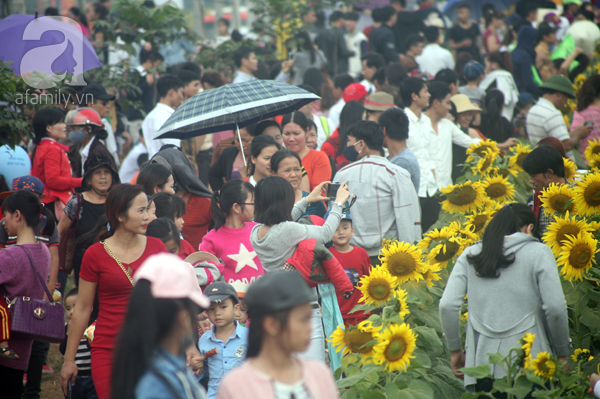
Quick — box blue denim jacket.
[135,348,206,399]
[198,322,248,399]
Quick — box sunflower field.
[329,138,600,399]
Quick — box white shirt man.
[142,103,180,158]
[416,42,455,77]
[328,98,345,129]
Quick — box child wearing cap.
[199,282,248,399]
[458,61,486,109]
[330,211,371,327]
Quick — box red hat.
[343,83,368,103]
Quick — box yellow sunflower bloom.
[379,241,426,284]
[589,153,600,170]
[489,167,519,180]
[421,265,442,287]
[540,183,576,216]
[530,352,557,379]
[328,321,378,361]
[419,225,465,268]
[471,149,496,175]
[466,139,501,161]
[397,288,410,320]
[556,232,599,281]
[572,348,593,362]
[455,223,479,246]
[543,212,595,257]
[574,172,600,216]
[372,323,417,373]
[521,333,535,369]
[584,139,600,165]
[460,311,468,323]
[508,143,532,171]
[358,267,397,306]
[427,240,464,269]
[563,157,580,183]
[480,175,516,203]
[464,207,494,237]
[440,180,487,214]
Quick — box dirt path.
[40,343,64,399]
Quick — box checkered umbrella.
[156,80,320,140]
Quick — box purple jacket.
[0,244,51,370]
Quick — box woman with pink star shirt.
[200,180,265,285]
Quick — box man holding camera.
[334,121,421,264]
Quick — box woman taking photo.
[0,192,53,399]
[572,75,600,162]
[271,149,327,218]
[31,107,82,220]
[209,124,259,190]
[137,163,175,196]
[439,203,569,395]
[281,112,331,191]
[246,135,281,186]
[111,254,209,399]
[58,154,120,286]
[479,51,519,120]
[60,184,167,399]
[218,271,339,399]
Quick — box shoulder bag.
[3,246,65,343]
[59,193,83,274]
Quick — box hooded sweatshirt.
[511,26,542,97]
[439,232,570,388]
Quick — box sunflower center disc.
[569,244,592,269]
[549,194,573,212]
[584,183,600,207]
[475,147,491,157]
[448,186,477,206]
[370,282,390,300]
[345,330,373,354]
[384,338,406,362]
[389,253,416,276]
[485,183,506,199]
[556,225,580,244]
[436,242,460,262]
[472,215,488,233]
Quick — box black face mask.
[343,141,361,162]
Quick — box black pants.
[0,364,25,399]
[419,196,441,233]
[196,148,213,188]
[23,340,50,399]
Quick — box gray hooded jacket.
[439,232,570,387]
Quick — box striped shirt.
[74,337,92,376]
[526,97,574,159]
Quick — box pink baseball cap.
[134,253,210,308]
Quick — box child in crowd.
[200,180,264,285]
[231,281,250,327]
[152,192,196,257]
[330,210,371,326]
[59,289,97,399]
[458,61,486,107]
[199,282,248,399]
[146,218,181,256]
[513,92,535,139]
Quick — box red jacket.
[31,139,82,204]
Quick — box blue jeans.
[72,375,98,399]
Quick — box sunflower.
[590,153,600,170]
[440,181,487,214]
[530,352,557,379]
[521,333,535,369]
[464,205,497,238]
[372,323,417,373]
[543,212,595,257]
[480,175,516,203]
[460,311,468,323]
[508,143,532,171]
[328,320,378,360]
[557,232,599,281]
[571,348,593,362]
[540,183,576,216]
[421,265,442,287]
[574,172,600,216]
[489,167,519,180]
[397,288,410,320]
[466,139,501,161]
[585,139,600,166]
[455,223,479,247]
[418,224,459,251]
[379,241,426,284]
[563,157,580,183]
[358,267,397,306]
[471,149,496,175]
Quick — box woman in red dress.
[60,184,166,399]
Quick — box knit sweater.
[200,222,265,285]
[250,198,342,272]
[182,195,212,250]
[439,233,570,387]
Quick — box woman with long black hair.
[110,253,209,399]
[477,89,518,154]
[439,203,570,396]
[292,31,327,86]
[321,100,365,167]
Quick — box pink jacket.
[217,358,340,399]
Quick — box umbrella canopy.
[156,80,320,140]
[0,14,101,88]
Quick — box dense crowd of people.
[1,0,600,398]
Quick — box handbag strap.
[101,241,134,286]
[19,246,54,304]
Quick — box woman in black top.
[57,154,120,285]
[477,89,518,154]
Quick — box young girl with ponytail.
[0,191,53,398]
[60,184,166,399]
[200,180,265,285]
